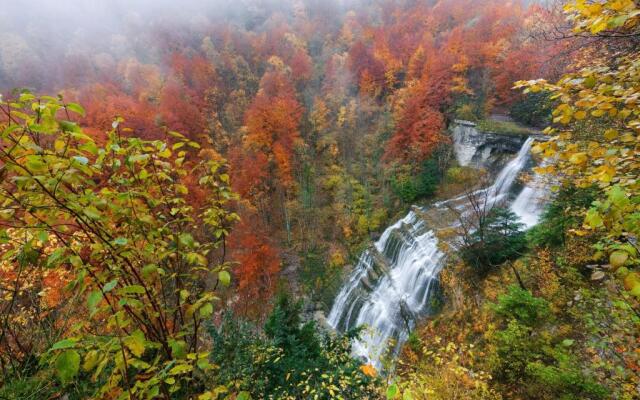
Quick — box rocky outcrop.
[451,119,529,171]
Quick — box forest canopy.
[1,0,638,399]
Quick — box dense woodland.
[0,0,638,399]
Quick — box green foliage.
[298,246,345,309]
[445,166,477,184]
[208,293,381,399]
[476,119,532,136]
[584,185,640,295]
[490,319,538,383]
[491,285,550,327]
[490,320,607,400]
[509,92,553,127]
[0,94,238,398]
[489,290,607,400]
[460,207,526,276]
[450,94,485,122]
[392,159,442,203]
[526,358,609,400]
[264,293,322,365]
[527,185,599,248]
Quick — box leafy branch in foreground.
[0,93,238,398]
[514,0,640,296]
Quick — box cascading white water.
[510,163,550,228]
[328,136,547,370]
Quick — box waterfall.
[328,136,546,370]
[510,161,550,228]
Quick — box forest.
[0,0,638,398]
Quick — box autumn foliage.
[0,0,560,371]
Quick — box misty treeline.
[3,0,632,398]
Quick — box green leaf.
[59,120,81,133]
[47,248,66,267]
[83,350,99,371]
[196,358,213,371]
[218,270,231,287]
[178,233,195,248]
[87,291,102,314]
[103,279,118,293]
[199,303,214,318]
[585,209,603,228]
[84,206,101,220]
[128,154,150,164]
[583,76,596,89]
[55,350,80,383]
[387,383,399,399]
[37,231,49,243]
[118,285,146,295]
[25,156,46,172]
[237,392,251,400]
[142,264,158,279]
[610,251,629,268]
[169,363,193,375]
[113,237,128,246]
[403,390,414,400]
[1,124,21,138]
[609,186,630,208]
[50,339,77,351]
[169,339,187,359]
[66,103,86,117]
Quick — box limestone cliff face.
[451,120,528,171]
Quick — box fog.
[0,0,546,91]
[0,0,356,90]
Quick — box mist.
[0,0,355,91]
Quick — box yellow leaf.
[123,330,146,357]
[623,271,639,290]
[620,133,635,142]
[604,129,618,140]
[574,110,587,120]
[570,152,588,165]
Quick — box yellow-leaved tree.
[515,0,639,293]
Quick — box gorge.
[328,122,550,369]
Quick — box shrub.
[489,288,607,400]
[208,293,381,399]
[460,207,527,276]
[527,185,599,248]
[445,166,477,184]
[491,319,539,383]
[526,359,608,400]
[392,158,442,203]
[455,103,481,122]
[509,91,553,128]
[491,285,550,327]
[0,94,238,398]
